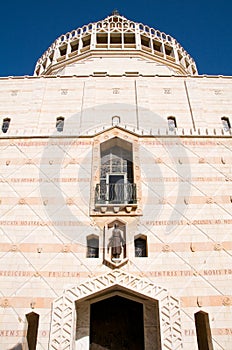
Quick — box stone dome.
[34,12,197,77]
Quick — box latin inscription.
[1,329,232,337]
[144,219,232,226]
[0,220,86,226]
[0,141,92,147]
[141,140,225,146]
[0,177,90,183]
[0,219,231,227]
[0,269,231,278]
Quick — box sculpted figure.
[108,224,125,259]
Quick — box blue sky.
[1,0,231,76]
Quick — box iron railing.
[95,183,137,205]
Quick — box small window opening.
[178,51,183,63]
[192,66,197,75]
[71,40,79,52]
[167,116,177,131]
[153,40,162,52]
[124,34,135,44]
[97,34,108,44]
[87,236,99,258]
[26,312,39,350]
[82,35,91,47]
[185,58,190,68]
[35,68,40,76]
[221,116,231,131]
[49,52,54,63]
[42,60,47,70]
[134,236,147,257]
[56,117,64,132]
[141,35,150,48]
[164,45,173,57]
[2,118,10,133]
[59,45,67,56]
[194,311,213,350]
[110,34,122,44]
[112,116,120,125]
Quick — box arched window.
[194,311,213,350]
[112,116,120,126]
[87,235,99,258]
[134,235,147,257]
[26,312,39,350]
[2,118,11,133]
[167,116,177,131]
[56,117,64,132]
[221,116,231,131]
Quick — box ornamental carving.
[49,269,183,350]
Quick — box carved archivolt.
[49,269,183,350]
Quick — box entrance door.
[90,296,144,350]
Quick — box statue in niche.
[107,223,125,259]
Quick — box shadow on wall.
[9,344,23,350]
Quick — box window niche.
[153,40,163,55]
[91,131,142,216]
[71,40,79,53]
[110,34,122,44]
[97,34,108,45]
[95,137,137,213]
[59,45,67,57]
[221,116,231,131]
[86,235,99,258]
[56,116,65,132]
[167,116,177,131]
[26,312,39,350]
[141,35,150,49]
[103,219,128,268]
[194,311,214,350]
[2,118,11,133]
[112,116,120,126]
[124,33,135,47]
[165,45,173,56]
[134,235,148,257]
[82,35,91,48]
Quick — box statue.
[108,224,125,259]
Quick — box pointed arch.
[49,269,182,350]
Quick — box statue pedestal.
[103,257,129,269]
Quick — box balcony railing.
[95,183,137,205]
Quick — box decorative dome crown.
[34,13,197,76]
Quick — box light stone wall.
[0,74,232,349]
[0,75,232,137]
[0,133,231,349]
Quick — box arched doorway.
[49,270,183,350]
[90,295,144,350]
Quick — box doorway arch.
[49,269,183,350]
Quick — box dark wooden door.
[90,296,144,350]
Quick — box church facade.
[0,12,232,350]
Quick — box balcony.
[95,183,137,214]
